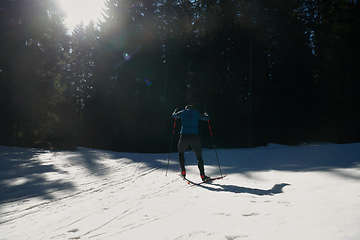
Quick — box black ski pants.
[177,134,205,176]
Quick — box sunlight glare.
[59,0,106,33]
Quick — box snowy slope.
[1,143,360,240]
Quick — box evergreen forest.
[1,0,359,152]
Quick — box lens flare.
[145,79,152,86]
[123,53,131,61]
[114,45,142,70]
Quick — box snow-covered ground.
[1,143,360,240]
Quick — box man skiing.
[172,105,211,181]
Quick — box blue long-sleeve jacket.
[172,108,210,135]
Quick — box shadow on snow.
[201,143,360,176]
[198,182,291,196]
[1,142,359,203]
[0,146,75,204]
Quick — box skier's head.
[185,105,193,110]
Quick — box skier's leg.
[178,135,190,174]
[197,157,205,176]
[178,152,185,173]
[190,135,205,176]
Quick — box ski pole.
[208,120,223,177]
[165,118,177,176]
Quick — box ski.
[178,173,194,185]
[199,175,227,184]
[179,173,227,186]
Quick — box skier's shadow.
[198,182,290,196]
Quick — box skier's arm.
[199,111,210,121]
[172,108,182,118]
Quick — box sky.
[58,0,106,34]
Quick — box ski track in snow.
[0,143,360,239]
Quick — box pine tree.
[0,0,69,145]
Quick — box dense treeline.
[0,0,359,152]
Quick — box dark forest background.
[1,0,359,152]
